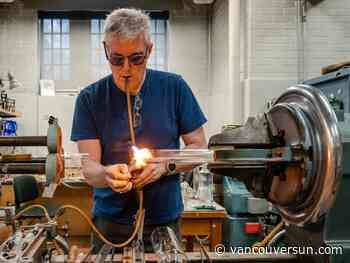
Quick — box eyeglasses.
[103,42,149,67]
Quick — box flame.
[132,146,153,169]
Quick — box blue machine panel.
[222,216,260,248]
[223,176,268,215]
[304,68,350,121]
[223,177,252,215]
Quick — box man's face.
[104,33,152,95]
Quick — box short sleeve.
[70,91,99,141]
[177,77,207,135]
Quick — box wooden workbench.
[0,179,227,251]
[0,179,93,238]
[181,200,227,251]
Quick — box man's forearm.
[184,142,207,150]
[82,159,109,187]
[170,142,207,173]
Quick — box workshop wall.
[304,0,350,79]
[3,0,349,151]
[0,1,38,94]
[207,0,231,134]
[168,5,209,96]
[0,1,40,155]
[168,3,216,136]
[243,0,298,119]
[0,0,214,155]
[243,0,350,118]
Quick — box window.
[40,18,70,81]
[90,19,110,80]
[39,12,168,93]
[148,19,167,71]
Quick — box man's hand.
[130,162,167,189]
[105,164,133,193]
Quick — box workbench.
[51,252,300,262]
[0,178,93,240]
[0,178,227,251]
[181,200,227,251]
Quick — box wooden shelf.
[0,109,21,118]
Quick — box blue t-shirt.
[71,69,207,224]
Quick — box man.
[71,8,207,252]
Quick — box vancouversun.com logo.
[214,244,343,256]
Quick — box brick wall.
[207,0,233,134]
[0,1,214,151]
[305,0,350,79]
[246,0,298,80]
[244,0,350,118]
[0,1,38,94]
[3,0,349,141]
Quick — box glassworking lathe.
[0,84,347,262]
[207,84,344,263]
[0,116,68,262]
[0,116,64,198]
[148,84,346,263]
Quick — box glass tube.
[151,226,186,263]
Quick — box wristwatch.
[166,161,177,176]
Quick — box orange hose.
[53,194,143,248]
[14,204,50,221]
[52,78,145,249]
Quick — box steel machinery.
[0,116,64,198]
[0,222,69,262]
[147,84,345,263]
[207,84,345,263]
[0,83,347,262]
[0,116,68,262]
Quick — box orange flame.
[132,146,153,169]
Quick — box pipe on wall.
[207,4,212,96]
[296,0,306,82]
[228,0,242,124]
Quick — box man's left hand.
[130,162,167,189]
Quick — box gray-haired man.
[71,8,207,252]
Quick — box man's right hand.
[105,164,133,193]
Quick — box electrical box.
[304,67,350,122]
